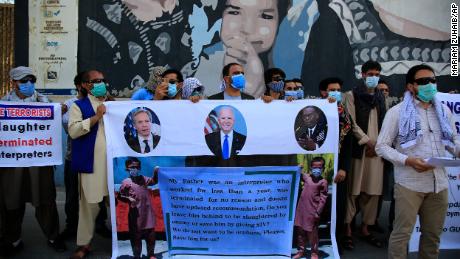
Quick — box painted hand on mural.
[122,0,176,22]
[223,36,265,97]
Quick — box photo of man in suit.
[126,109,160,153]
[205,106,246,160]
[295,106,328,151]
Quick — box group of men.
[0,60,459,259]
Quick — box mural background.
[77,0,459,98]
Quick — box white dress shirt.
[220,130,233,157]
[138,133,154,153]
[376,99,460,193]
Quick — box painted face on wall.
[221,0,279,54]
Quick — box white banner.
[104,99,340,258]
[409,93,460,251]
[29,0,78,93]
[0,101,62,167]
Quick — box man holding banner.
[376,64,460,259]
[68,69,110,258]
[0,67,65,255]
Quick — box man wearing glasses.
[68,70,111,258]
[0,67,65,256]
[376,64,460,259]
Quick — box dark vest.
[71,96,98,173]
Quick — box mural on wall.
[78,0,459,98]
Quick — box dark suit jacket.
[127,133,160,153]
[205,131,246,159]
[208,91,255,100]
[295,122,328,149]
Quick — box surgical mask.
[365,76,379,88]
[296,89,304,99]
[284,91,298,100]
[328,91,342,103]
[168,83,178,98]
[417,83,437,102]
[90,82,107,97]
[128,168,139,177]
[268,81,284,93]
[311,168,322,177]
[231,74,245,90]
[18,81,35,97]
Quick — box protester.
[131,66,167,100]
[263,68,286,100]
[284,80,304,100]
[68,69,111,258]
[118,158,159,259]
[208,63,255,100]
[153,69,200,103]
[293,157,328,259]
[0,66,65,256]
[182,77,204,99]
[376,64,460,259]
[377,79,400,110]
[343,60,386,248]
[318,77,353,253]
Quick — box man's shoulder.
[233,131,246,140]
[241,92,255,100]
[208,92,224,100]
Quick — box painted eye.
[227,10,240,15]
[261,13,274,19]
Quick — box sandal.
[341,236,354,250]
[361,234,383,248]
[69,245,91,259]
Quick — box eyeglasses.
[18,76,36,84]
[231,71,244,76]
[127,166,140,170]
[86,78,107,84]
[380,88,389,92]
[414,77,436,85]
[168,79,178,84]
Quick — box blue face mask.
[268,81,284,93]
[296,89,304,99]
[168,83,178,98]
[417,83,437,102]
[311,168,322,177]
[284,91,298,100]
[231,74,245,90]
[128,168,139,177]
[328,91,342,103]
[365,76,379,88]
[90,82,107,97]
[18,81,35,97]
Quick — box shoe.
[1,240,24,256]
[292,249,305,259]
[341,236,354,250]
[70,245,91,259]
[361,234,383,248]
[369,222,385,233]
[95,225,112,239]
[59,227,77,240]
[48,238,67,252]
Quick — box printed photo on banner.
[296,153,335,258]
[295,106,328,151]
[204,105,247,160]
[112,156,164,258]
[124,107,161,154]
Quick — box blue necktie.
[222,135,229,160]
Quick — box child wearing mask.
[118,157,159,259]
[293,157,328,259]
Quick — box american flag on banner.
[204,110,220,134]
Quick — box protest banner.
[409,93,460,251]
[0,101,62,167]
[158,167,300,256]
[104,100,339,258]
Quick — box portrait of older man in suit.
[127,109,160,153]
[205,106,246,160]
[295,106,328,151]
